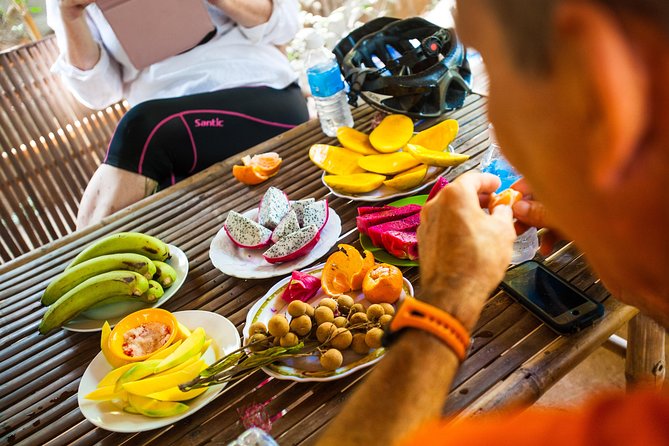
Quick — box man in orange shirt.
[317,0,669,444]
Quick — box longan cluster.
[246,297,396,372]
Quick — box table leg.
[625,313,666,390]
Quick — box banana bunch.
[39,232,178,334]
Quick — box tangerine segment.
[369,114,414,153]
[336,127,378,155]
[362,263,403,304]
[232,165,269,185]
[351,249,375,291]
[488,188,523,212]
[409,119,459,151]
[321,244,373,296]
[243,152,282,176]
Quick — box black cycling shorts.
[103,83,309,189]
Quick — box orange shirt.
[399,391,669,446]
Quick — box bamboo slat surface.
[0,95,634,446]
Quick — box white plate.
[64,244,189,332]
[209,208,342,279]
[243,264,414,382]
[78,310,240,433]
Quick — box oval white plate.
[209,208,342,279]
[78,310,240,433]
[64,244,189,332]
[243,264,414,382]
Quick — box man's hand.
[418,172,516,330]
[511,179,562,255]
[59,0,95,21]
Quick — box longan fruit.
[315,306,335,325]
[247,333,269,352]
[290,314,312,336]
[365,328,384,349]
[318,298,338,311]
[330,328,353,350]
[305,304,315,318]
[349,312,368,326]
[280,332,299,347]
[320,348,343,371]
[336,295,355,312]
[248,322,267,335]
[349,303,365,314]
[316,322,337,343]
[267,314,289,338]
[351,333,369,355]
[378,314,393,330]
[287,300,307,317]
[333,316,348,328]
[380,303,395,316]
[273,335,281,347]
[366,304,385,322]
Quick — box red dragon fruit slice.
[224,211,272,249]
[281,270,322,303]
[427,177,449,202]
[357,205,394,216]
[263,224,320,264]
[271,210,301,243]
[381,230,419,260]
[290,198,315,227]
[301,199,329,232]
[257,186,290,230]
[367,213,421,247]
[356,204,422,235]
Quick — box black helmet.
[333,17,472,119]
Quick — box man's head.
[455,0,669,325]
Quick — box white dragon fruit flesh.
[271,210,300,243]
[301,199,329,231]
[290,198,315,226]
[263,224,320,264]
[224,211,272,249]
[257,186,290,229]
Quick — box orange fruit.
[321,244,375,296]
[362,263,403,304]
[350,249,375,291]
[488,188,523,212]
[243,152,282,176]
[232,165,269,185]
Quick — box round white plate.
[64,244,189,332]
[209,208,342,279]
[243,264,414,382]
[78,310,240,433]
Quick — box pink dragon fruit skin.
[367,213,421,247]
[381,230,419,260]
[427,177,449,202]
[271,210,300,243]
[263,224,320,264]
[281,270,322,303]
[356,204,422,235]
[301,199,329,232]
[224,211,272,249]
[357,205,394,216]
[257,186,290,230]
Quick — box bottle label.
[307,61,345,98]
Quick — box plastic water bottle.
[227,427,278,446]
[304,32,354,137]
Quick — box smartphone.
[500,260,604,334]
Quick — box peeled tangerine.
[404,143,470,167]
[309,144,365,175]
[233,152,282,186]
[383,164,428,190]
[321,244,375,296]
[323,173,386,194]
[362,263,403,304]
[358,152,421,175]
[336,127,378,155]
[369,114,414,153]
[488,188,523,212]
[409,119,459,151]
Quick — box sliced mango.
[409,119,459,151]
[155,327,206,373]
[115,359,162,392]
[123,359,207,396]
[358,152,421,175]
[309,144,365,175]
[85,385,127,402]
[323,173,386,194]
[176,322,191,341]
[126,393,189,418]
[336,127,378,155]
[369,114,414,153]
[147,386,207,402]
[383,164,428,190]
[147,340,182,361]
[98,363,136,388]
[101,321,128,369]
[151,353,201,379]
[405,144,470,167]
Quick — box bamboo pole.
[625,313,666,390]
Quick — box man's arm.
[208,0,272,28]
[56,0,99,70]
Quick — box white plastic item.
[511,226,540,265]
[304,31,354,137]
[227,427,278,446]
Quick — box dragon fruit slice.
[281,270,322,303]
[271,210,300,243]
[427,177,449,202]
[290,198,315,227]
[224,211,272,249]
[357,205,394,216]
[257,186,290,229]
[263,224,320,264]
[367,213,421,247]
[302,199,329,232]
[356,204,422,235]
[381,230,419,260]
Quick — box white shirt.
[46,0,300,109]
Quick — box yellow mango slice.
[123,359,207,396]
[324,173,386,194]
[309,144,365,175]
[155,327,206,373]
[126,394,189,418]
[147,386,207,402]
[409,119,459,151]
[175,322,191,341]
[86,385,128,402]
[405,144,470,167]
[98,363,136,389]
[383,164,428,190]
[147,340,182,361]
[369,114,414,153]
[152,353,201,379]
[336,127,378,155]
[115,359,162,392]
[101,321,128,369]
[358,152,421,175]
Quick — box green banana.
[42,253,157,306]
[39,271,150,335]
[152,261,177,288]
[140,280,165,303]
[67,232,170,269]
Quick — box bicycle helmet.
[333,17,472,118]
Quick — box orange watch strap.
[389,297,471,361]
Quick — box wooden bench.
[0,36,129,264]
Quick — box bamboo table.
[0,95,637,445]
